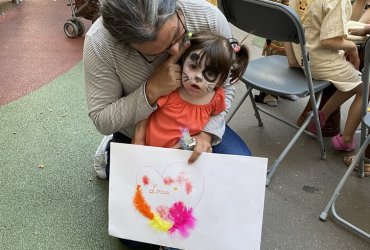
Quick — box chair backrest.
[220,0,305,45]
[220,0,315,90]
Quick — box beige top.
[290,0,361,92]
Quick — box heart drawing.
[132,162,205,238]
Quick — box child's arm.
[283,42,300,68]
[320,37,360,69]
[133,119,148,145]
[321,36,358,51]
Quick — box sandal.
[343,154,370,177]
[331,134,355,152]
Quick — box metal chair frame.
[319,37,370,240]
[220,0,330,186]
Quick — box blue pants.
[105,125,251,249]
[212,125,252,156]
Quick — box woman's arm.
[84,36,155,135]
[359,8,370,23]
[351,0,367,21]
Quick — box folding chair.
[319,37,370,240]
[220,0,330,185]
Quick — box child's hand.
[132,137,146,145]
[171,143,182,149]
[187,132,212,164]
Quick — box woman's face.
[131,12,187,63]
[182,50,220,98]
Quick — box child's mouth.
[191,84,200,90]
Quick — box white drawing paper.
[109,143,267,250]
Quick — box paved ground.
[0,1,369,249]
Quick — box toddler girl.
[133,31,249,149]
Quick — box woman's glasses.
[136,11,188,64]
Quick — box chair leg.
[319,137,370,240]
[309,92,327,160]
[226,87,252,124]
[226,86,263,127]
[312,106,326,160]
[247,88,263,127]
[266,110,327,186]
[266,120,309,186]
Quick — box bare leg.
[321,84,362,143]
[342,84,363,143]
[321,84,363,143]
[320,88,357,121]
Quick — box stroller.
[64,0,100,38]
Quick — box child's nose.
[194,75,203,83]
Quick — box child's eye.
[203,69,218,82]
[189,63,197,69]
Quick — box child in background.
[338,0,370,175]
[207,0,218,7]
[256,0,298,107]
[286,0,363,152]
[133,31,249,149]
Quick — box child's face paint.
[182,50,220,97]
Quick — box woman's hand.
[349,24,370,36]
[187,132,212,164]
[145,44,190,105]
[349,27,368,36]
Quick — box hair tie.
[229,38,240,53]
[233,45,240,53]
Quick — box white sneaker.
[93,135,113,179]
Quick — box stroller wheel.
[64,20,78,38]
[74,19,85,36]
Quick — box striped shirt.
[83,0,234,145]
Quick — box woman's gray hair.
[101,0,178,47]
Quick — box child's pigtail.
[229,39,250,84]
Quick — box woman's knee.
[212,126,252,156]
